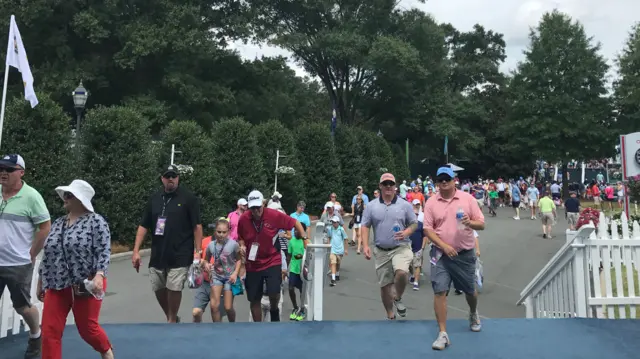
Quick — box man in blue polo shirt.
[290,201,311,229]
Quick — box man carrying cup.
[361,173,418,320]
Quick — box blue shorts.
[212,277,232,291]
[288,273,303,290]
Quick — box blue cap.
[436,166,454,178]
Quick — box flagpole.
[0,63,10,150]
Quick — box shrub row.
[2,96,410,245]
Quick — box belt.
[375,245,396,252]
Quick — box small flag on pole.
[443,136,448,155]
[331,107,337,137]
[6,15,38,108]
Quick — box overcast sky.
[229,0,640,80]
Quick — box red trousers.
[41,278,111,359]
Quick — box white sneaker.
[432,331,450,350]
[469,312,482,332]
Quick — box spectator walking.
[132,165,203,323]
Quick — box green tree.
[334,126,366,207]
[160,121,223,224]
[1,96,73,217]
[254,119,305,211]
[391,143,411,183]
[296,122,342,215]
[614,23,640,135]
[210,117,266,211]
[508,11,614,192]
[78,106,157,244]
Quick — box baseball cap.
[0,154,25,169]
[247,190,264,208]
[436,167,454,180]
[162,165,179,176]
[356,186,363,190]
[324,201,334,209]
[237,198,248,206]
[412,199,420,205]
[379,173,396,184]
[331,216,340,223]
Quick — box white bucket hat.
[55,180,95,212]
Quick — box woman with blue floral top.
[37,180,114,359]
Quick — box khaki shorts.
[374,244,412,287]
[541,212,554,225]
[411,250,424,269]
[594,196,601,205]
[149,266,189,292]
[330,253,343,265]
[567,212,579,226]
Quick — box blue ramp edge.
[1,318,639,359]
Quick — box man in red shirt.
[238,190,308,322]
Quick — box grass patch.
[580,200,624,216]
[111,241,132,254]
[605,265,640,319]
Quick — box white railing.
[302,222,331,321]
[1,259,75,339]
[518,211,640,319]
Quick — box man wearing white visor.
[228,198,248,241]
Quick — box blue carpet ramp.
[0,318,638,358]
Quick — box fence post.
[571,226,593,318]
[524,297,534,318]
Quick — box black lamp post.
[72,81,89,135]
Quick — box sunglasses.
[163,173,178,179]
[0,167,18,173]
[436,178,452,183]
[381,181,395,187]
[63,192,75,200]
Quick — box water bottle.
[456,207,465,230]
[392,224,401,233]
[83,279,104,300]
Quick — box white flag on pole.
[6,15,38,108]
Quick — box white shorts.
[354,223,361,229]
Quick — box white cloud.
[230,1,640,78]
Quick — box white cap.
[247,190,264,208]
[55,180,95,212]
[412,199,420,205]
[324,201,334,209]
[272,191,282,199]
[331,216,340,222]
[267,201,283,210]
[237,198,248,206]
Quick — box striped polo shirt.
[0,182,50,266]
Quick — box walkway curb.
[110,249,151,262]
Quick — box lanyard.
[252,220,263,234]
[161,196,172,217]
[214,239,228,263]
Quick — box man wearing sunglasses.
[133,165,203,323]
[361,173,418,320]
[423,166,485,350]
[0,154,51,358]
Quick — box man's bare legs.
[155,288,181,323]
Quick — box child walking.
[288,223,309,321]
[326,216,348,287]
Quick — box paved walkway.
[98,206,569,323]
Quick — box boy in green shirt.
[488,190,498,216]
[288,223,308,321]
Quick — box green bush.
[160,121,223,224]
[296,122,342,215]
[78,106,157,244]
[210,117,266,211]
[1,96,73,218]
[335,126,366,211]
[254,119,305,212]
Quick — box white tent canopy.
[447,163,464,172]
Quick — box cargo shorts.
[430,247,476,295]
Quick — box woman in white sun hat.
[37,180,114,359]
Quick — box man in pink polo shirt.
[228,198,247,240]
[423,166,485,350]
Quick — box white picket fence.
[0,259,75,339]
[518,212,640,319]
